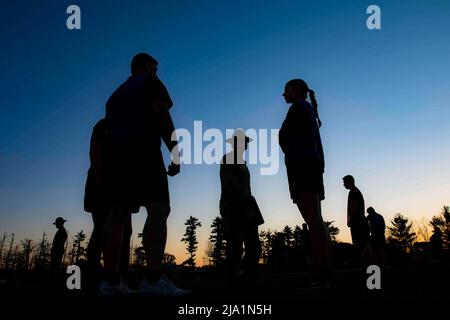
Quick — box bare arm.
[151,101,180,175]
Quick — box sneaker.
[139,275,191,297]
[98,280,136,296]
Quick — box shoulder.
[294,101,314,113]
[221,152,234,166]
[349,189,363,199]
[354,188,363,197]
[105,80,129,110]
[148,77,173,108]
[145,76,167,93]
[93,119,106,134]
[90,119,106,143]
[288,101,314,120]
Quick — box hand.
[167,162,180,177]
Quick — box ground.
[1,261,449,318]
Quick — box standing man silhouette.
[50,217,68,273]
[343,175,372,267]
[220,129,263,283]
[366,207,386,267]
[279,79,332,287]
[100,53,188,296]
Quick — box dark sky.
[1,0,449,261]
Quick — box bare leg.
[87,227,102,274]
[102,205,130,276]
[119,215,132,277]
[243,223,261,276]
[87,209,108,276]
[143,203,170,271]
[295,191,332,270]
[225,219,244,276]
[138,203,190,295]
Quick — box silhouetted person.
[101,53,188,296]
[279,79,332,287]
[220,129,263,283]
[429,227,443,261]
[343,175,372,267]
[270,233,288,273]
[366,207,386,267]
[300,223,313,271]
[84,118,137,291]
[50,217,68,273]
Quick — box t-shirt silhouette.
[367,211,386,240]
[279,100,324,172]
[347,188,365,226]
[105,74,173,149]
[104,74,173,205]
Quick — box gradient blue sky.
[1,1,449,263]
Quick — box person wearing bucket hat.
[279,79,332,287]
[53,217,67,225]
[220,129,264,283]
[50,217,68,274]
[225,129,252,144]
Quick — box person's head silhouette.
[433,226,442,235]
[53,217,66,230]
[342,175,356,190]
[131,53,158,77]
[283,78,321,126]
[283,79,309,103]
[367,207,376,215]
[226,129,252,155]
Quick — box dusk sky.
[1,0,449,264]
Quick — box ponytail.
[308,89,322,127]
[286,79,322,127]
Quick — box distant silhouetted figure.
[101,53,188,296]
[50,217,68,273]
[300,223,313,270]
[84,118,138,290]
[367,207,386,267]
[429,227,443,261]
[220,129,263,283]
[279,79,332,287]
[343,175,373,267]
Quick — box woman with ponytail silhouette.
[279,79,332,287]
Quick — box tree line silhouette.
[0,205,448,274]
[0,230,89,272]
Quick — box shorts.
[84,167,140,214]
[286,165,325,202]
[104,144,170,208]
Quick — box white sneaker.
[139,275,191,297]
[98,280,136,296]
